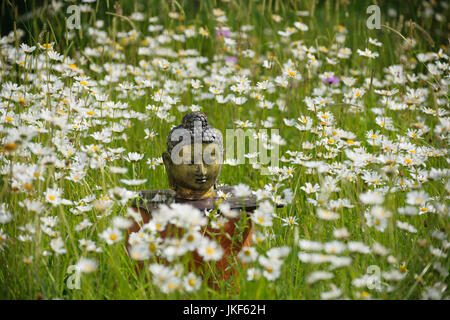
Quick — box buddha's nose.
[195,163,207,176]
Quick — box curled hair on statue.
[166,112,223,155]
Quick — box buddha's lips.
[195,176,208,184]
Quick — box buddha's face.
[163,143,222,198]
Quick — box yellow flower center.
[164,282,176,290]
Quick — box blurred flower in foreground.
[75,258,98,273]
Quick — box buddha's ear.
[162,151,171,167]
[214,164,222,191]
[162,151,176,190]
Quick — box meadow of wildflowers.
[0,0,448,300]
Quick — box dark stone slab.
[131,186,283,214]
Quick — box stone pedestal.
[127,186,282,283]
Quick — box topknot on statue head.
[166,112,223,154]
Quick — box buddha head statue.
[162,112,223,200]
